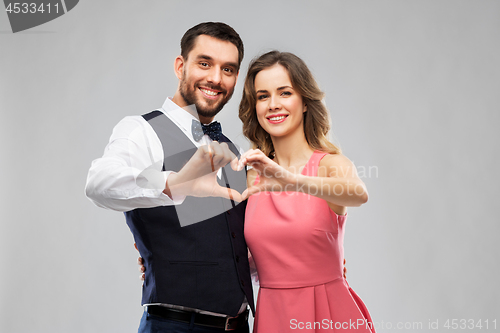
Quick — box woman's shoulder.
[318,152,356,177]
[318,151,352,165]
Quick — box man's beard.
[179,74,233,119]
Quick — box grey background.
[1,1,499,332]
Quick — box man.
[85,22,253,332]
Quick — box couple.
[86,22,375,332]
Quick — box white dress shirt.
[85,97,248,316]
[85,97,217,211]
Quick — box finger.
[247,163,263,177]
[241,188,249,200]
[228,188,243,203]
[191,146,218,177]
[139,265,145,273]
[238,149,258,169]
[134,243,138,252]
[218,142,234,168]
[243,152,268,165]
[241,153,269,172]
[137,257,143,265]
[206,144,215,172]
[247,161,264,175]
[212,185,243,203]
[212,142,230,171]
[231,154,240,171]
[242,185,266,200]
[140,273,145,282]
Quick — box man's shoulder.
[112,114,147,132]
[141,109,165,121]
[113,110,169,132]
[109,112,167,141]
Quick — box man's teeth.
[269,115,286,121]
[200,88,218,96]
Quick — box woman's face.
[254,64,307,139]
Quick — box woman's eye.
[281,91,292,96]
[257,94,268,100]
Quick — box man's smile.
[199,87,222,99]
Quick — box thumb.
[230,155,241,171]
[212,184,243,203]
[242,185,265,200]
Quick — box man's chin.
[196,108,222,119]
[195,101,225,118]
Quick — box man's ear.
[174,55,185,80]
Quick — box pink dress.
[245,151,375,333]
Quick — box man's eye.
[223,68,233,73]
[200,62,209,67]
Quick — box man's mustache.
[196,83,227,95]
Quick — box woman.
[238,51,375,332]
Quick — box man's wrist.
[163,172,189,203]
[163,172,177,199]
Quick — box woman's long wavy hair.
[239,51,341,157]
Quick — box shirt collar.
[159,97,200,133]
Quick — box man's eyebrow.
[196,55,238,69]
[225,62,239,70]
[196,54,213,61]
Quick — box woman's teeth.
[269,115,286,121]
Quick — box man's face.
[178,35,239,119]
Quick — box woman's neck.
[271,131,314,169]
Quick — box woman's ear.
[303,103,307,113]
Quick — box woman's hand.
[134,243,145,283]
[241,149,368,207]
[239,149,297,199]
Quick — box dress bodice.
[245,151,346,288]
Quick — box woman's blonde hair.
[239,51,340,157]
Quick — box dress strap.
[303,151,328,177]
[253,173,260,186]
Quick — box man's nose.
[207,67,222,85]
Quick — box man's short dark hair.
[181,22,244,70]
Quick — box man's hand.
[165,142,242,201]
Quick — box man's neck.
[171,94,214,124]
